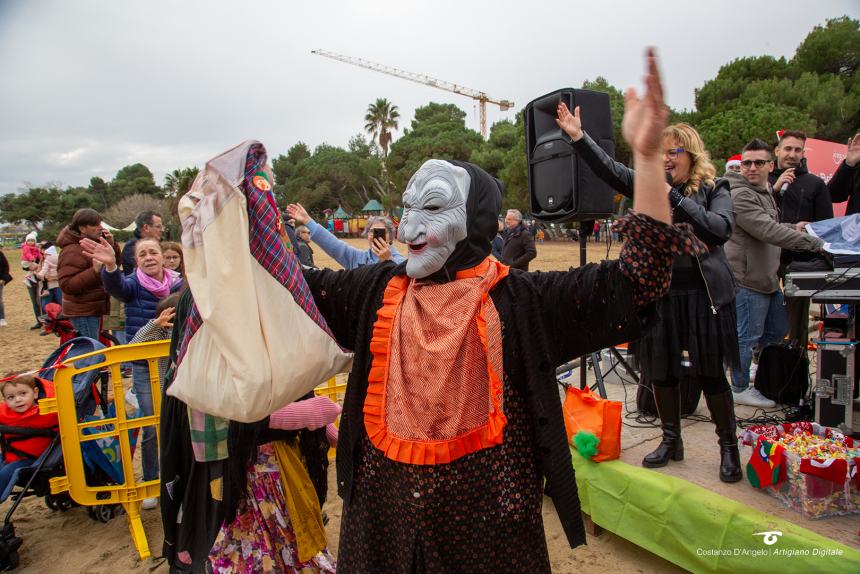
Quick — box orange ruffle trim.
[364,258,510,465]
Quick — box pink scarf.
[135,267,179,299]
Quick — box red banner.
[801,137,849,216]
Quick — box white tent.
[101,221,137,232]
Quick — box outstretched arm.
[623,48,670,224]
[286,202,374,269]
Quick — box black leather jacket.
[573,133,736,310]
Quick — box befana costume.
[300,159,706,572]
[161,141,704,573]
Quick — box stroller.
[0,337,131,570]
[39,303,119,347]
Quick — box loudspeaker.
[524,88,615,223]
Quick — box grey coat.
[724,171,823,294]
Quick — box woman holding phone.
[285,204,404,270]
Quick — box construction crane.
[312,49,514,139]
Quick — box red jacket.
[0,379,59,462]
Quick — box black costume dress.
[301,212,699,573]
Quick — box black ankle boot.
[705,390,742,483]
[642,385,684,468]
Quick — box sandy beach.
[0,237,682,573]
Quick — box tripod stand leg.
[590,352,608,398]
[610,346,639,384]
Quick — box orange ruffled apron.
[364,258,509,465]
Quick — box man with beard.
[769,130,832,347]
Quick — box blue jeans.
[731,287,788,391]
[39,287,62,313]
[132,362,159,482]
[70,316,101,340]
[0,458,34,502]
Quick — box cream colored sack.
[168,141,352,422]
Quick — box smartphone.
[372,228,387,242]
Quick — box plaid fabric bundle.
[169,141,352,450]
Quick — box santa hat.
[725,154,741,170]
[25,231,37,242]
[800,457,848,484]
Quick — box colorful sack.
[168,141,353,422]
[562,385,622,462]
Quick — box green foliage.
[698,103,817,166]
[470,115,529,212]
[387,102,483,191]
[695,56,796,118]
[793,16,860,77]
[109,163,161,201]
[88,176,110,210]
[0,184,102,238]
[284,143,384,215]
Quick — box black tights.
[651,374,730,396]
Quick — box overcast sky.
[1,0,858,196]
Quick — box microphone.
[780,182,789,195]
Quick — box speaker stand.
[576,221,608,399]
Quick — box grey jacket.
[724,171,824,294]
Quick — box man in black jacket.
[828,131,860,215]
[770,131,833,347]
[501,209,537,271]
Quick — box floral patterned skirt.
[208,443,337,574]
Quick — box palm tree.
[364,98,400,158]
[163,167,200,198]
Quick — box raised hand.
[626,48,671,225]
[154,307,176,329]
[285,203,312,226]
[556,103,584,141]
[371,237,392,261]
[80,237,118,271]
[622,47,668,159]
[846,132,860,167]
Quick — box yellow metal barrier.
[38,342,346,561]
[39,341,169,560]
[314,377,346,460]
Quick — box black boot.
[642,385,684,468]
[705,390,743,483]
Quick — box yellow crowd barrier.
[39,341,168,560]
[37,339,345,560]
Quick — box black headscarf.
[395,160,504,284]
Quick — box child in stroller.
[0,373,58,503]
[0,337,129,570]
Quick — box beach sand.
[0,237,681,573]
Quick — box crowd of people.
[0,47,859,573]
[557,100,860,484]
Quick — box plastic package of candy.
[739,422,859,519]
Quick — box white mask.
[398,160,470,279]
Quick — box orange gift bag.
[562,385,622,462]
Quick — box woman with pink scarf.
[82,236,183,509]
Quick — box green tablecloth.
[572,449,859,573]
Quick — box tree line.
[3,16,858,236]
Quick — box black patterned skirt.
[636,287,739,383]
[337,374,551,573]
